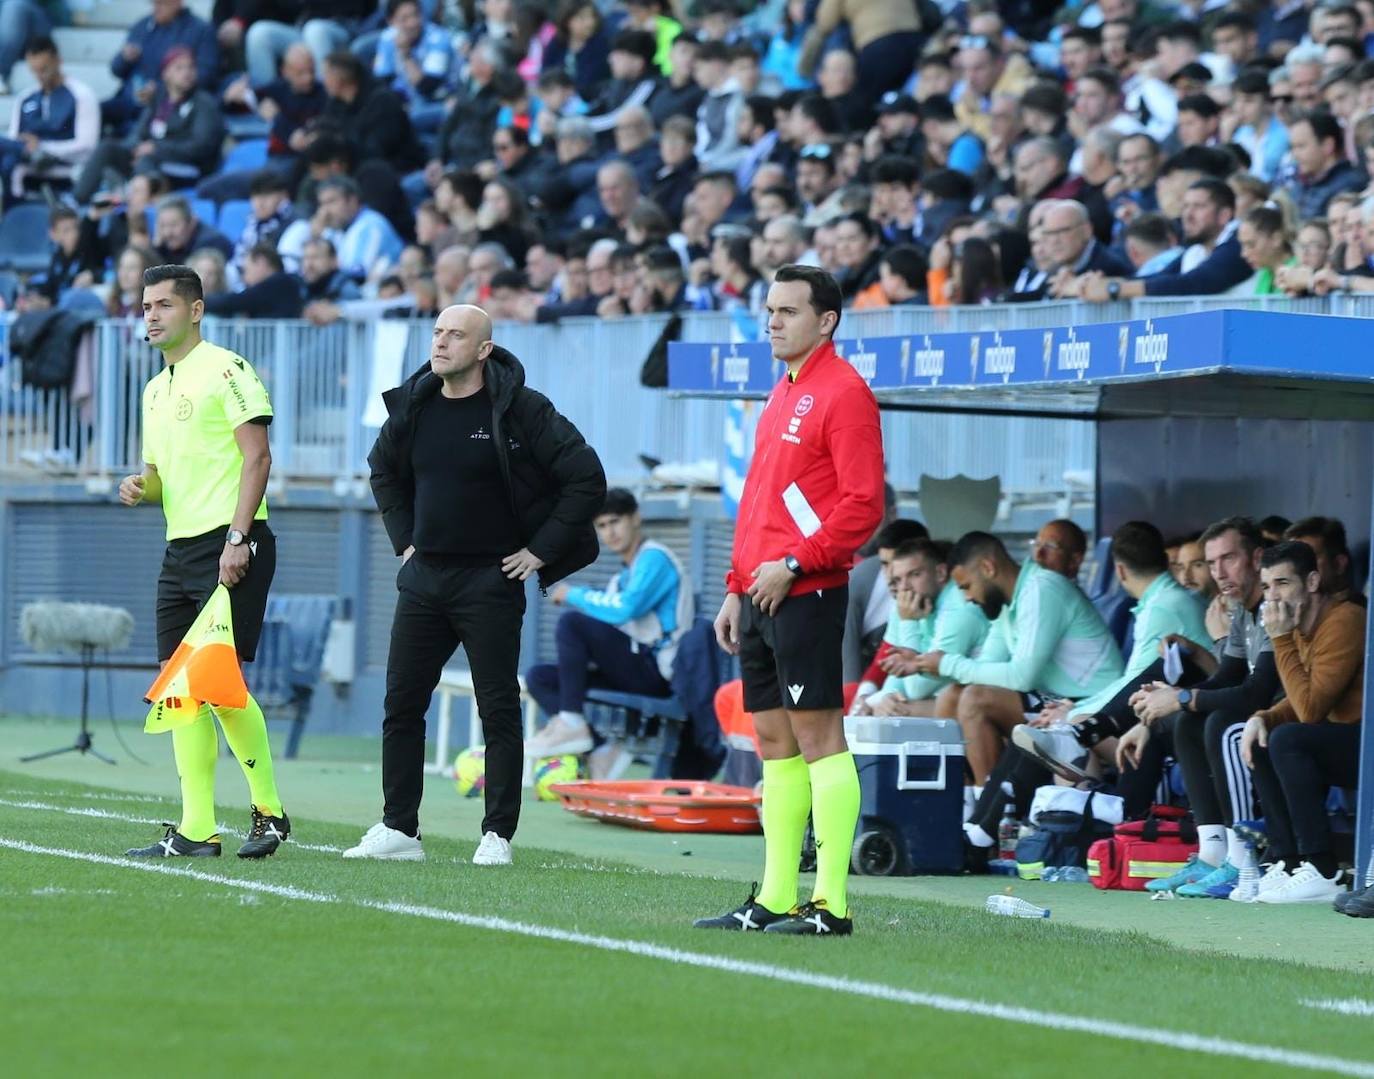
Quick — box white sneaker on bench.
[342,822,424,861]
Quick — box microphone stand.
[22,643,117,764]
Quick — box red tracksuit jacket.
[727,341,885,598]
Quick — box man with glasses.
[1039,201,1133,300]
[1029,518,1088,582]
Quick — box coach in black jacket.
[356,305,605,866]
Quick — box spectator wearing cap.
[105,0,218,133]
[868,154,919,245]
[585,28,662,135]
[541,1,611,101]
[1229,68,1289,184]
[1076,176,1250,301]
[1122,212,1183,277]
[952,33,1033,142]
[204,242,307,318]
[852,244,927,309]
[797,0,926,101]
[649,114,699,221]
[75,45,223,204]
[372,0,454,133]
[1284,110,1365,219]
[693,39,745,171]
[919,95,985,179]
[649,33,705,127]
[870,92,923,161]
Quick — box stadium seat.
[0,202,52,274]
[0,268,17,306]
[222,139,269,173]
[243,593,337,759]
[917,473,1001,541]
[217,199,251,241]
[190,197,218,226]
[224,115,271,140]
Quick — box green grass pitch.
[2,717,1373,1078]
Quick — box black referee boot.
[237,806,290,858]
[763,900,853,936]
[693,883,791,931]
[126,825,222,858]
[1339,882,1374,917]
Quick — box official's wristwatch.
[226,528,248,547]
[783,554,803,576]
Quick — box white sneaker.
[1254,860,1290,899]
[473,830,512,866]
[524,716,593,756]
[1256,861,1342,904]
[342,822,425,861]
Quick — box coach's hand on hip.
[220,542,250,587]
[118,474,145,506]
[502,547,545,581]
[747,560,794,616]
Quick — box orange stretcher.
[548,780,762,834]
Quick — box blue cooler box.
[845,715,966,876]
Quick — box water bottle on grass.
[985,895,1050,918]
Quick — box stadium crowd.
[12,0,1374,318]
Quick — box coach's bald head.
[430,304,494,386]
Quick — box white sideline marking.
[4,837,1374,1079]
[1301,998,1374,1017]
[0,797,343,854]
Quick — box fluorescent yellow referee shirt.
[141,340,272,541]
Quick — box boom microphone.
[144,334,151,342]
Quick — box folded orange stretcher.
[549,780,762,834]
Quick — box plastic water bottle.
[997,803,1019,861]
[985,895,1050,918]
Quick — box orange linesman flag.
[143,585,248,733]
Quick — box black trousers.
[1248,721,1361,864]
[382,556,526,839]
[1171,706,1257,827]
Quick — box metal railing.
[3,294,1363,488]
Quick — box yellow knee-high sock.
[172,706,219,841]
[212,694,283,817]
[808,751,861,919]
[756,755,812,914]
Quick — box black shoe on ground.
[762,900,853,936]
[1340,882,1374,917]
[693,883,791,930]
[126,825,222,858]
[237,806,290,859]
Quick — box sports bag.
[1088,805,1199,891]
[1014,791,1114,880]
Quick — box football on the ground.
[453,747,486,797]
[533,755,580,801]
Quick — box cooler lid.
[844,715,964,748]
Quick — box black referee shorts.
[738,585,847,713]
[155,522,276,663]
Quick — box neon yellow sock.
[756,755,811,914]
[808,751,860,919]
[172,705,218,841]
[212,694,283,817]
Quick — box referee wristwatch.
[783,555,803,576]
[226,528,249,547]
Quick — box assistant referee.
[119,264,289,860]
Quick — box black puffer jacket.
[367,346,606,590]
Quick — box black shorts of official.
[156,522,276,663]
[738,585,847,713]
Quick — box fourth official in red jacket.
[696,264,885,937]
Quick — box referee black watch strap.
[226,528,248,547]
[783,554,803,576]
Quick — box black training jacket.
[368,346,606,590]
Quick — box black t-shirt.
[410,387,523,561]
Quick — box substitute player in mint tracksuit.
[695,264,884,937]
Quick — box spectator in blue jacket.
[106,0,218,132]
[373,0,453,133]
[317,174,404,283]
[524,488,694,779]
[3,35,99,201]
[1075,178,1251,301]
[1283,110,1366,221]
